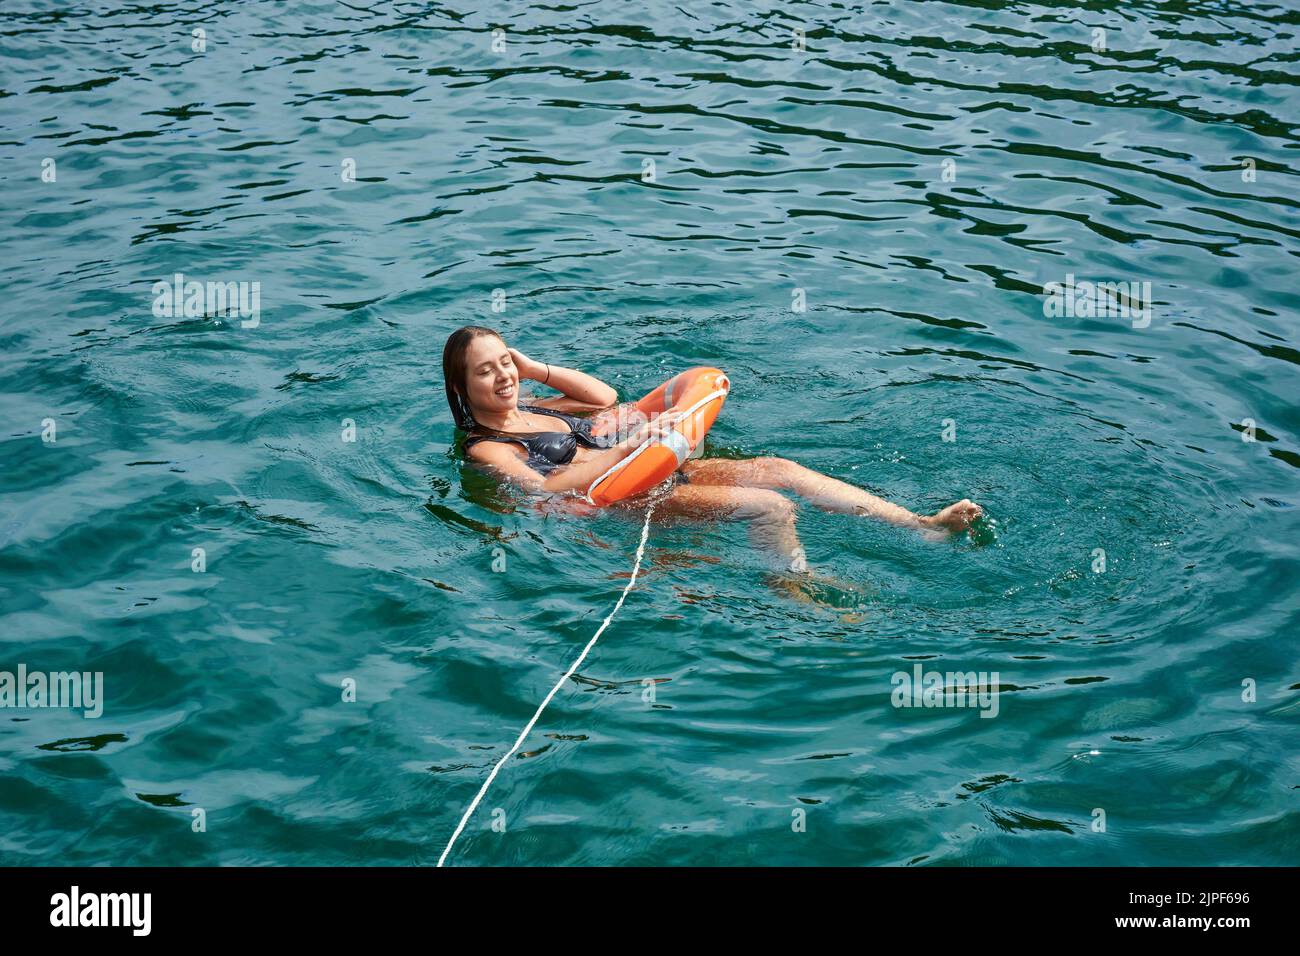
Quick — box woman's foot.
[922,499,983,533]
[765,568,870,610]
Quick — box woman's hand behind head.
[507,347,543,381]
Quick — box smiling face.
[460,333,518,419]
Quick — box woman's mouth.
[495,383,515,398]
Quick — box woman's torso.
[463,404,610,474]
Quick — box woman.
[444,325,983,576]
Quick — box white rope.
[437,498,659,867]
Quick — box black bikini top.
[463,404,612,475]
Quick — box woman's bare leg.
[650,482,804,572]
[680,457,982,532]
[647,481,868,607]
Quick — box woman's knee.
[750,456,803,484]
[744,488,796,522]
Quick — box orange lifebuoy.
[585,367,730,506]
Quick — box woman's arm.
[468,418,676,495]
[509,348,617,409]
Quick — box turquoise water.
[1,0,1297,866]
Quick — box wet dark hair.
[443,325,506,431]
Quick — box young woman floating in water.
[443,325,983,577]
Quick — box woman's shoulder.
[464,432,519,462]
[462,426,509,450]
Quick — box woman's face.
[461,334,518,417]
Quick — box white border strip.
[436,498,659,867]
